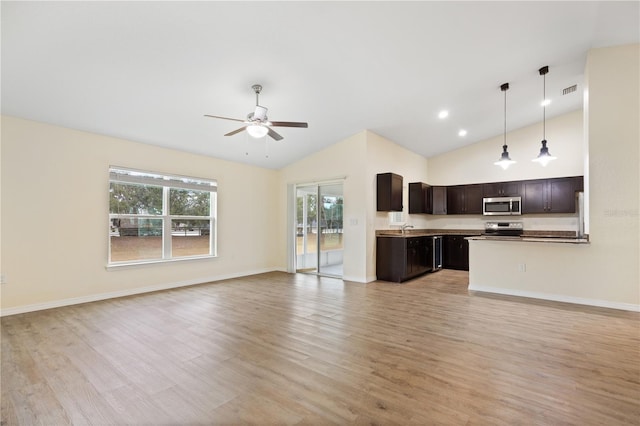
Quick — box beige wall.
[3,45,636,314]
[420,109,585,232]
[469,44,639,310]
[365,131,430,280]
[279,131,368,282]
[427,109,584,185]
[1,116,281,314]
[279,130,430,282]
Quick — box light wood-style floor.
[2,270,639,425]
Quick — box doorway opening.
[295,181,344,278]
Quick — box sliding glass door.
[295,182,343,277]
[296,185,318,273]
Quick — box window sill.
[106,254,217,270]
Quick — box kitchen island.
[463,234,637,310]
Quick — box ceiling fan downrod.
[252,84,262,106]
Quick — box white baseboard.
[468,283,640,312]
[0,268,281,317]
[341,275,368,283]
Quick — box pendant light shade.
[494,83,516,170]
[533,66,557,166]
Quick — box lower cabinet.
[443,235,470,271]
[376,236,432,282]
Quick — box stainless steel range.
[483,221,524,237]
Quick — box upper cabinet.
[409,183,447,215]
[431,186,448,215]
[522,176,583,214]
[398,175,584,215]
[482,181,522,198]
[408,182,430,214]
[446,184,483,214]
[377,173,403,212]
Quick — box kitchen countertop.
[376,229,482,238]
[376,228,589,243]
[467,235,590,244]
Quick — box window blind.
[109,167,217,192]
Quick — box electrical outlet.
[517,263,526,272]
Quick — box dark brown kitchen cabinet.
[522,176,582,214]
[446,184,483,214]
[443,235,469,271]
[447,186,464,214]
[377,173,403,212]
[409,182,447,215]
[409,182,430,214]
[431,186,447,215]
[482,181,522,198]
[376,236,432,282]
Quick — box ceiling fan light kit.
[494,82,516,170]
[205,84,308,142]
[246,124,269,138]
[532,65,557,166]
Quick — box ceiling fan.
[205,84,308,141]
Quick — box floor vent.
[563,84,577,95]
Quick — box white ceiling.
[2,1,639,169]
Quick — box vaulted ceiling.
[2,1,639,169]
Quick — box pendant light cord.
[503,85,507,147]
[542,72,546,140]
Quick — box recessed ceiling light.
[458,129,467,137]
[541,99,551,107]
[438,110,449,119]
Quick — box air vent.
[563,84,577,95]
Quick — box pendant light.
[494,83,516,170]
[532,65,557,166]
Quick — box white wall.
[279,131,368,282]
[427,109,584,185]
[3,45,635,314]
[279,130,431,282]
[469,44,639,310]
[425,109,584,232]
[364,131,430,280]
[1,116,281,314]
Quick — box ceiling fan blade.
[269,121,308,128]
[204,114,245,123]
[225,127,247,137]
[267,127,284,141]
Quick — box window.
[109,167,217,265]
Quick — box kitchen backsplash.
[375,211,579,232]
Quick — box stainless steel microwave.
[483,196,522,216]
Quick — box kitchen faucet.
[401,224,414,235]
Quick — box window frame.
[108,166,217,267]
